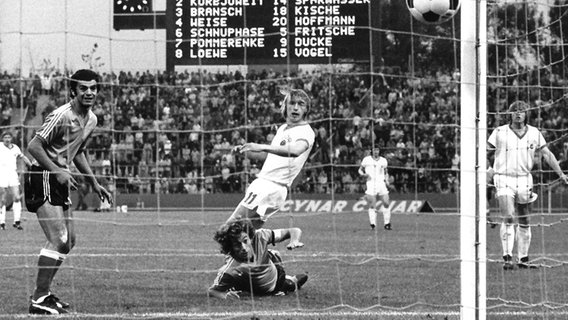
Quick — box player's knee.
[53,234,74,254]
[54,241,71,254]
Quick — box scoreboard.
[166,0,371,67]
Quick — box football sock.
[382,207,391,225]
[0,205,5,224]
[516,225,531,259]
[368,208,377,226]
[13,201,21,222]
[500,223,515,257]
[34,249,66,300]
[50,258,64,284]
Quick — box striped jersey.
[33,102,98,169]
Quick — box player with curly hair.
[208,219,308,299]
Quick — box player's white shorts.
[0,171,20,188]
[239,178,288,221]
[365,181,389,196]
[493,174,537,204]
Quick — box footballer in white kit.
[358,147,392,230]
[487,101,568,270]
[228,88,315,229]
[0,132,31,230]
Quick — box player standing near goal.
[26,69,113,314]
[487,101,568,270]
[227,88,315,229]
[358,146,392,230]
[208,219,308,299]
[0,131,32,230]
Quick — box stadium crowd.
[0,67,566,196]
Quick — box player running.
[227,88,315,229]
[487,101,568,270]
[26,69,113,314]
[358,146,392,230]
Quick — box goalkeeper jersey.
[210,229,277,295]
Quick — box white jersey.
[0,143,23,187]
[0,143,22,174]
[257,123,315,187]
[361,156,388,189]
[488,124,546,176]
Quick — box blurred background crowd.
[0,65,567,196]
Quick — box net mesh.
[486,1,568,316]
[0,0,567,319]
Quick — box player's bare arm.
[486,143,496,182]
[207,287,241,300]
[539,146,568,183]
[27,136,77,190]
[235,139,309,158]
[358,166,370,180]
[73,151,113,204]
[273,227,304,250]
[18,154,32,167]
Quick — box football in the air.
[406,0,460,24]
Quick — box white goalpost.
[460,0,487,319]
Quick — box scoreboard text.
[166,0,371,67]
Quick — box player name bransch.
[295,15,355,26]
[189,27,265,37]
[189,0,263,6]
[190,7,243,16]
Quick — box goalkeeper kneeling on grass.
[208,219,308,299]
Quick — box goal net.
[484,0,568,318]
[0,0,567,319]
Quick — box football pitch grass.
[1,207,568,319]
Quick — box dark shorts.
[270,250,293,293]
[24,165,70,213]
